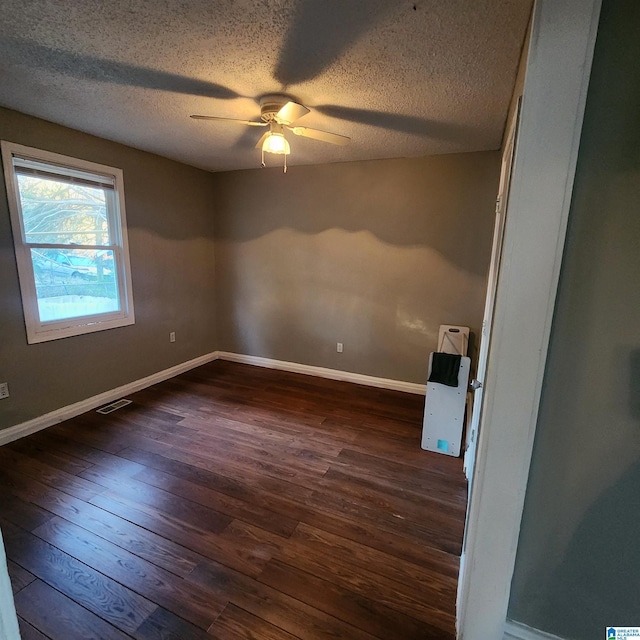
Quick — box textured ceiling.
[0,1,532,172]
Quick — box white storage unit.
[421,324,471,457]
[421,354,470,457]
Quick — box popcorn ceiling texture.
[0,0,532,172]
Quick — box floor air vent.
[96,398,132,414]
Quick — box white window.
[2,141,135,343]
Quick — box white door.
[0,527,20,640]
[463,101,521,486]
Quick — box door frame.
[463,99,520,485]
[456,0,602,638]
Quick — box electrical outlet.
[337,342,343,353]
[169,332,176,343]
[0,382,9,399]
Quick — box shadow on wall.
[215,226,488,382]
[505,339,640,639]
[544,451,640,640]
[212,151,500,279]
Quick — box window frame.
[1,141,135,344]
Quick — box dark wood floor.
[1,360,467,640]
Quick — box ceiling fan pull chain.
[261,148,266,168]
[283,153,287,173]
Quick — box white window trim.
[1,141,135,343]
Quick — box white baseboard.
[504,620,566,640]
[0,350,425,446]
[0,351,220,446]
[217,352,426,395]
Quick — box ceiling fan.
[190,94,350,172]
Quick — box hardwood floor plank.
[153,436,325,488]
[293,498,462,571]
[210,603,301,640]
[179,414,345,459]
[304,486,463,555]
[1,518,157,634]
[48,417,172,456]
[78,465,232,534]
[111,404,185,426]
[135,445,316,504]
[0,490,55,532]
[18,617,51,640]
[132,466,298,537]
[2,478,201,577]
[322,466,466,516]
[216,393,327,429]
[7,437,94,475]
[30,431,134,470]
[188,561,379,640]
[258,559,449,640]
[118,446,314,518]
[0,447,104,502]
[289,522,458,595]
[6,482,201,576]
[32,516,225,629]
[133,607,213,640]
[273,537,455,631]
[15,579,132,640]
[348,428,459,471]
[335,447,467,492]
[7,558,36,594]
[89,492,276,577]
[181,410,352,452]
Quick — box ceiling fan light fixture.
[262,132,290,155]
[261,124,290,172]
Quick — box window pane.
[31,248,120,322]
[17,174,112,245]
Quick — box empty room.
[1,1,627,640]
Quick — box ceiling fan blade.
[190,115,267,126]
[255,132,270,149]
[276,101,310,124]
[289,126,350,146]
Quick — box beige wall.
[509,0,640,636]
[0,107,217,430]
[213,151,500,383]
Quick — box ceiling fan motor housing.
[260,94,292,123]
